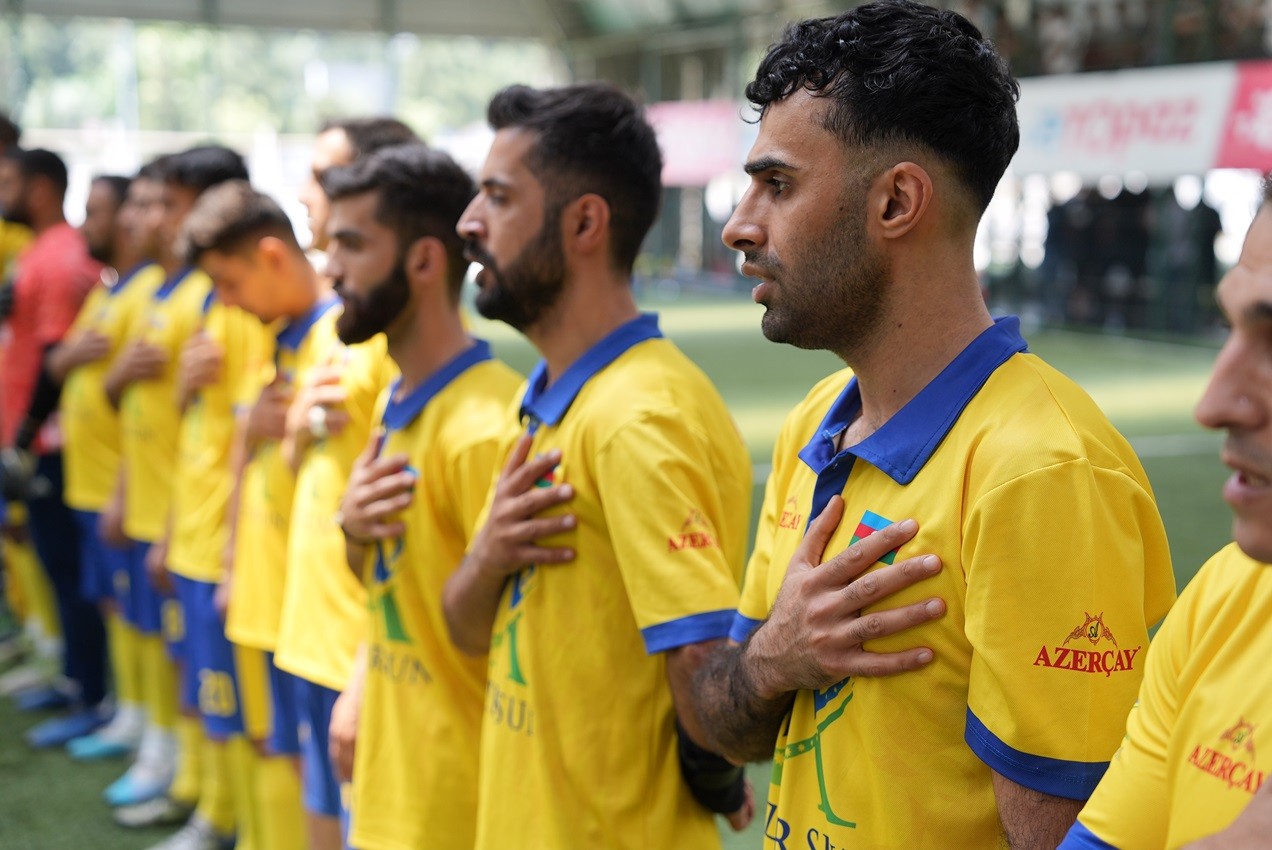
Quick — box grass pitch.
[0,298,1231,849]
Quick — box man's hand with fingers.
[746,495,945,697]
[339,430,415,544]
[691,495,947,764]
[246,377,293,448]
[284,366,350,469]
[466,433,577,581]
[442,433,577,655]
[105,339,167,406]
[177,330,223,408]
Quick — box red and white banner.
[1015,59,1272,179]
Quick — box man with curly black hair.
[690,2,1177,847]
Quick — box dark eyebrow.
[481,177,512,191]
[744,156,796,176]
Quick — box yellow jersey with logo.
[275,329,396,691]
[62,263,164,512]
[120,268,213,543]
[1062,544,1272,850]
[733,317,1176,849]
[473,314,751,850]
[226,296,341,651]
[167,296,271,583]
[350,341,521,850]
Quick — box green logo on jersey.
[372,538,411,644]
[773,677,858,829]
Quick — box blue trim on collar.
[276,295,340,351]
[108,262,153,298]
[519,313,663,433]
[798,316,1027,487]
[200,289,216,315]
[381,340,494,431]
[153,266,196,302]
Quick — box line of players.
[3,2,1272,849]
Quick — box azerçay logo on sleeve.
[1033,612,1141,676]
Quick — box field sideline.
[0,297,1232,849]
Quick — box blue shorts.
[71,510,130,607]
[294,676,345,818]
[129,542,168,636]
[266,653,301,756]
[173,574,245,739]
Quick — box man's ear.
[563,193,611,257]
[404,235,445,287]
[256,235,293,274]
[873,162,934,241]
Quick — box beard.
[87,236,113,265]
[334,258,412,345]
[468,204,566,332]
[749,201,890,362]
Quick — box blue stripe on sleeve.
[728,613,764,644]
[1057,821,1120,850]
[964,708,1109,800]
[640,609,736,654]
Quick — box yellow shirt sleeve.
[592,409,744,654]
[1066,597,1184,849]
[962,459,1175,799]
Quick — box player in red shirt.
[0,146,107,747]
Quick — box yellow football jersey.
[120,268,212,544]
[1063,544,1272,850]
[275,329,396,691]
[226,296,340,651]
[0,220,32,283]
[473,314,752,850]
[167,296,271,583]
[349,341,521,850]
[734,317,1176,848]
[62,263,164,512]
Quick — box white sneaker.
[114,795,195,829]
[0,661,55,696]
[144,817,234,850]
[67,703,146,760]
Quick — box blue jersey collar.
[154,266,196,301]
[798,316,1028,485]
[519,313,663,432]
[276,294,340,352]
[382,339,494,431]
[108,262,154,297]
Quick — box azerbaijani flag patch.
[849,510,898,565]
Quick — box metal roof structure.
[3,0,791,42]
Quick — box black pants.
[25,452,106,708]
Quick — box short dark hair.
[137,154,173,183]
[180,179,300,265]
[321,143,476,301]
[92,175,132,207]
[319,117,419,160]
[746,0,1020,212]
[486,83,663,272]
[0,112,19,149]
[9,148,69,197]
[167,145,249,194]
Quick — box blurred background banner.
[1016,59,1272,179]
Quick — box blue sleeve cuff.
[1057,821,1119,850]
[964,708,1109,800]
[641,609,736,654]
[728,613,764,644]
